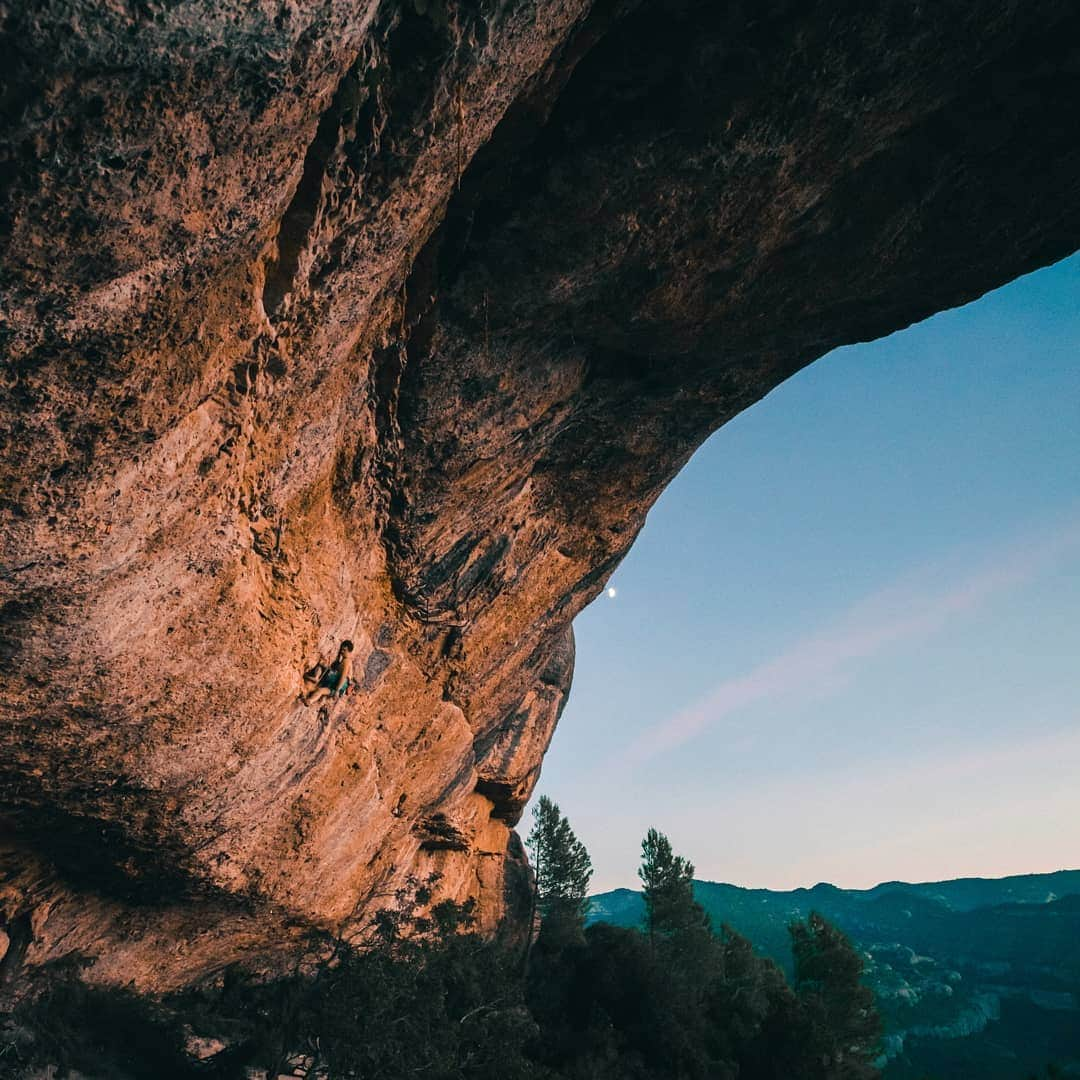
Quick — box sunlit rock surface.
[2,0,1080,992]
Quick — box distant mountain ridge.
[846,868,1080,911]
[589,867,1080,925]
[589,870,1080,1079]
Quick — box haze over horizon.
[593,865,1080,897]
[533,251,1080,895]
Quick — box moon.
[606,587,617,599]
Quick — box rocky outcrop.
[2,0,1079,993]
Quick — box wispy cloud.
[618,516,1080,769]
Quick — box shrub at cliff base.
[1,827,882,1080]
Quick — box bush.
[5,893,880,1079]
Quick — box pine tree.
[790,911,882,1079]
[638,828,710,943]
[525,796,593,949]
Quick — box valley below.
[590,870,1080,1079]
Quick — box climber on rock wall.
[300,640,354,707]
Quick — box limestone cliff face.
[1,0,1079,992]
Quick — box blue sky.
[532,250,1080,894]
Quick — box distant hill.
[590,868,1080,924]
[861,869,1080,911]
[589,870,1080,1080]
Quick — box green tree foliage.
[526,795,593,948]
[790,912,882,1079]
[639,828,710,943]
[4,825,884,1080]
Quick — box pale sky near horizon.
[529,250,1080,895]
